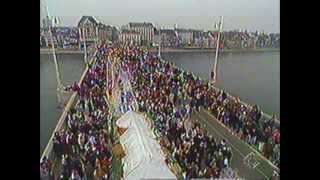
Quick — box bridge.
[41,45,279,180]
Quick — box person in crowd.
[40,156,52,180]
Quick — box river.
[40,51,280,154]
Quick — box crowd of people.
[210,94,280,167]
[113,44,280,170]
[40,156,52,180]
[41,42,279,179]
[107,45,236,178]
[41,45,118,180]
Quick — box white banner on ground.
[116,111,176,180]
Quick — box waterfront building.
[78,16,118,47]
[78,16,99,46]
[159,29,178,47]
[128,22,155,46]
[174,28,194,46]
[40,28,58,47]
[153,28,161,46]
[96,23,117,43]
[192,29,204,47]
[119,29,141,45]
[111,26,119,42]
[208,31,217,48]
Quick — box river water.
[40,51,279,154]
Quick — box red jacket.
[273,131,280,144]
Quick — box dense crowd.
[210,95,280,167]
[112,44,280,170]
[41,43,279,179]
[40,156,52,180]
[110,44,280,170]
[41,45,117,180]
[105,45,236,178]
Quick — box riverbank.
[40,47,279,54]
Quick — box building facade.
[97,23,113,43]
[78,16,99,45]
[128,22,154,46]
[40,27,80,48]
[78,16,119,47]
[119,30,141,45]
[159,29,178,47]
[175,28,193,46]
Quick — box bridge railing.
[159,58,279,124]
[40,50,98,162]
[158,57,280,173]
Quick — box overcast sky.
[41,0,279,33]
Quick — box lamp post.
[212,16,223,84]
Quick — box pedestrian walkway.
[118,68,139,114]
[116,111,176,179]
[193,109,277,179]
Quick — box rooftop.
[129,22,154,28]
[78,16,99,27]
[175,28,193,33]
[121,29,140,34]
[159,29,176,36]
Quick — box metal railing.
[160,57,279,123]
[158,57,280,173]
[40,50,98,161]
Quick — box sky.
[41,0,279,33]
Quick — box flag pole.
[212,16,223,84]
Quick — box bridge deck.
[192,109,278,180]
[42,48,279,180]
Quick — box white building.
[119,30,141,45]
[128,22,154,45]
[175,28,193,46]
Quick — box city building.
[78,16,119,47]
[153,27,160,46]
[111,26,119,42]
[78,16,99,46]
[40,26,80,49]
[119,29,141,45]
[159,29,178,47]
[97,23,115,43]
[128,22,154,46]
[40,28,58,47]
[192,29,206,47]
[175,28,194,46]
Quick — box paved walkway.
[192,109,278,180]
[94,56,278,180]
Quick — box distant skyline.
[41,0,279,33]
